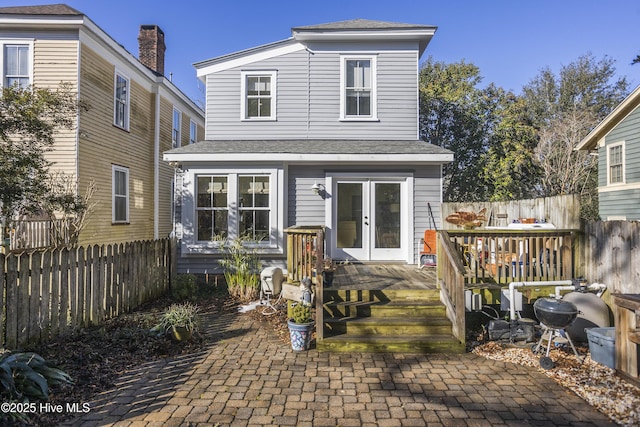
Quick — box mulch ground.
[18,284,245,427]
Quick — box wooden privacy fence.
[582,221,640,294]
[0,238,175,349]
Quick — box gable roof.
[0,4,81,15]
[164,139,453,163]
[576,84,640,151]
[194,18,437,78]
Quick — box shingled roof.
[0,4,82,15]
[292,19,436,32]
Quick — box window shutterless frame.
[0,40,34,89]
[172,107,182,148]
[607,141,625,185]
[112,165,129,223]
[340,55,377,121]
[240,70,277,121]
[113,70,130,130]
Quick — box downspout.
[153,83,161,239]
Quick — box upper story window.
[189,120,197,144]
[3,44,30,88]
[172,108,182,148]
[607,142,625,185]
[341,55,377,120]
[241,70,277,120]
[114,71,130,130]
[112,165,129,224]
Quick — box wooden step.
[323,315,453,336]
[324,288,441,304]
[316,334,465,353]
[319,287,463,354]
[323,300,447,318]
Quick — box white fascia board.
[293,29,436,42]
[0,16,85,27]
[576,83,640,151]
[163,152,453,163]
[195,42,306,78]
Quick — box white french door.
[331,178,407,261]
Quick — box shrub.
[151,302,200,337]
[171,273,197,301]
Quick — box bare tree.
[534,109,599,218]
[41,172,97,247]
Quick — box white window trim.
[113,69,130,130]
[339,54,378,121]
[240,70,277,121]
[172,107,182,148]
[0,39,34,88]
[112,165,130,224]
[606,141,625,186]
[189,120,197,144]
[182,167,284,255]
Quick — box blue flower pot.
[287,319,315,351]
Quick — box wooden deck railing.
[284,226,325,342]
[446,229,578,284]
[437,230,467,343]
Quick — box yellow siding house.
[0,4,204,244]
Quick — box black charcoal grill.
[532,298,581,369]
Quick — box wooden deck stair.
[317,288,465,353]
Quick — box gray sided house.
[577,84,640,220]
[164,19,453,273]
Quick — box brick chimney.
[138,25,166,75]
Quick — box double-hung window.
[241,71,276,120]
[194,173,272,244]
[3,44,30,88]
[238,175,270,241]
[172,108,182,148]
[341,55,377,120]
[112,165,129,223]
[114,71,130,130]
[189,120,197,144]
[608,142,625,185]
[196,176,228,240]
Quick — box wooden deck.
[328,264,438,290]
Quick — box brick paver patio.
[64,310,616,426]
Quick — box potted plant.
[287,301,315,351]
[151,302,200,342]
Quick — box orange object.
[422,229,437,254]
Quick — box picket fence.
[0,238,175,349]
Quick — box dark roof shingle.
[166,139,452,156]
[0,4,82,16]
[292,19,435,32]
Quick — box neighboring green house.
[577,84,640,220]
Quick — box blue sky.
[7,0,640,104]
